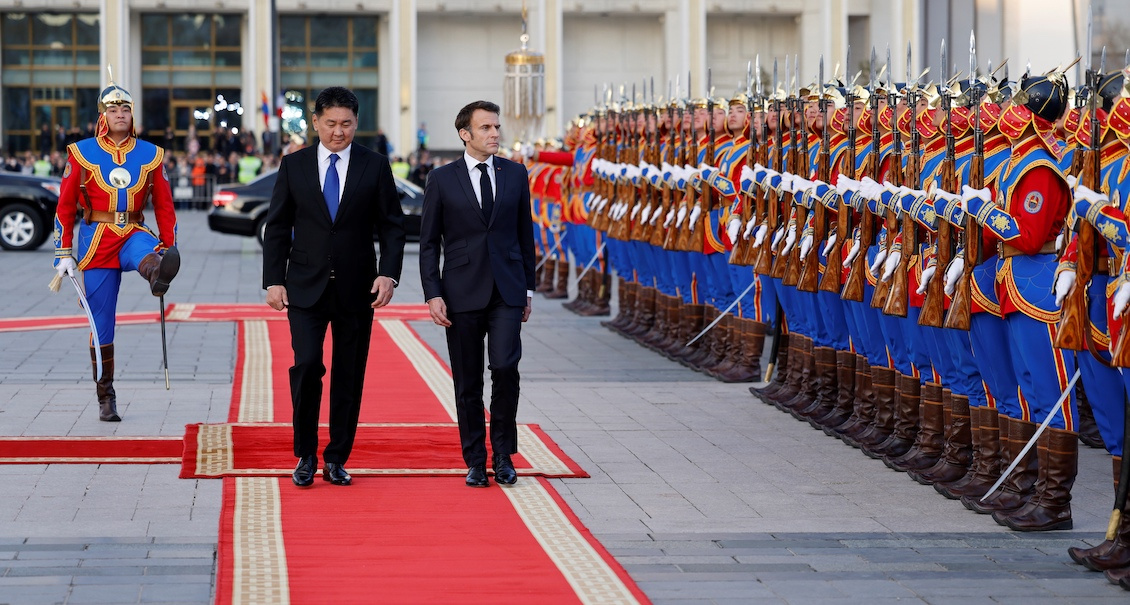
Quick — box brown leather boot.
[710,317,761,383]
[812,349,856,430]
[885,383,944,471]
[90,344,120,422]
[545,259,570,299]
[697,313,732,375]
[937,406,1005,500]
[1075,382,1105,449]
[776,337,817,411]
[868,374,921,459]
[911,393,974,485]
[965,416,1038,514]
[639,290,669,347]
[137,247,180,296]
[626,287,655,339]
[602,277,631,331]
[830,354,875,438]
[751,331,789,400]
[653,295,683,353]
[1070,457,1130,570]
[853,367,896,449]
[1103,565,1130,588]
[580,272,611,316]
[563,269,590,313]
[535,257,552,292]
[796,346,838,422]
[763,334,804,404]
[667,304,706,361]
[994,427,1077,531]
[679,306,717,369]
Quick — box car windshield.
[250,169,279,184]
[395,177,423,195]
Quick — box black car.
[207,170,423,245]
[0,172,61,251]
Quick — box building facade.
[0,0,1117,155]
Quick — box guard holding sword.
[50,70,180,422]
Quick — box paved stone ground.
[1,213,1127,604]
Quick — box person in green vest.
[33,154,52,177]
[390,155,410,180]
[237,153,262,184]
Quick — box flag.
[260,91,270,127]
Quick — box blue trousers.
[1007,313,1077,430]
[84,230,161,345]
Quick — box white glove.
[1053,270,1076,308]
[1066,174,1078,190]
[754,224,769,247]
[835,176,857,197]
[782,226,798,254]
[916,265,936,295]
[630,203,642,220]
[881,250,901,281]
[1114,281,1130,317]
[960,185,992,213]
[744,216,757,238]
[597,196,610,211]
[1056,231,1064,251]
[727,217,742,244]
[650,206,662,225]
[640,204,652,223]
[771,227,785,248]
[778,173,793,193]
[676,205,688,227]
[822,232,838,257]
[55,257,77,278]
[664,207,676,228]
[792,176,813,195]
[844,239,861,267]
[870,248,888,277]
[859,176,879,200]
[799,234,813,258]
[688,205,701,230]
[944,256,965,296]
[1074,184,1109,206]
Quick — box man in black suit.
[419,100,535,487]
[263,87,406,488]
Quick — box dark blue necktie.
[324,153,340,221]
[478,162,494,220]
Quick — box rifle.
[872,45,902,309]
[883,43,921,318]
[770,56,793,280]
[783,57,807,287]
[663,79,686,251]
[920,40,955,328]
[652,85,675,248]
[755,59,783,274]
[1055,40,1104,351]
[734,59,757,266]
[944,34,984,330]
[843,47,880,302]
[799,56,830,292]
[822,57,856,294]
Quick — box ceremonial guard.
[51,73,180,422]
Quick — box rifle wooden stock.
[783,206,805,287]
[1112,308,1130,365]
[881,211,912,317]
[920,148,956,328]
[841,209,869,301]
[1053,127,1099,350]
[943,112,985,330]
[820,202,846,293]
[798,200,823,292]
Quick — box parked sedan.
[0,172,62,251]
[207,170,423,245]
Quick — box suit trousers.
[446,286,523,467]
[287,284,374,464]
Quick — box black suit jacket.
[419,156,535,313]
[262,143,406,309]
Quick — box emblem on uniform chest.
[1023,191,1044,214]
[108,167,132,189]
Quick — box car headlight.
[40,182,61,197]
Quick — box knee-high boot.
[994,427,1077,531]
[885,383,944,471]
[812,349,855,429]
[545,259,570,299]
[1070,456,1130,569]
[90,344,120,422]
[751,331,790,400]
[829,355,875,439]
[866,374,920,460]
[965,416,1038,515]
[937,406,1005,500]
[911,393,974,485]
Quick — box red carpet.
[212,316,647,604]
[0,436,181,464]
[168,302,432,323]
[180,422,587,479]
[0,311,156,333]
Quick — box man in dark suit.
[419,100,536,487]
[263,87,406,488]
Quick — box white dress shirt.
[464,151,495,208]
[317,142,350,200]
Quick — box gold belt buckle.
[115,211,128,224]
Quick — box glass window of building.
[279,15,379,145]
[141,14,244,154]
[2,12,101,154]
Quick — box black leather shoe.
[292,455,316,487]
[493,454,518,486]
[466,464,490,487]
[322,462,352,485]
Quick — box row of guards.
[523,34,1130,591]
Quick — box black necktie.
[477,162,494,220]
